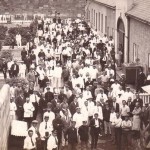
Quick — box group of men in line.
[7,16,150,150]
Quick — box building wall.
[0,84,11,150]
[129,18,150,72]
[86,1,116,38]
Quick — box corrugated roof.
[94,0,116,8]
[126,0,150,24]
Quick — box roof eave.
[126,12,150,25]
[89,0,116,10]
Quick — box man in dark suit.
[69,95,79,117]
[2,58,7,79]
[16,93,25,120]
[11,60,19,77]
[90,113,102,150]
[21,47,27,62]
[85,77,93,89]
[132,93,143,109]
[142,103,150,127]
[65,121,78,150]
[45,87,54,103]
[53,113,64,150]
[51,94,59,112]
[58,89,67,103]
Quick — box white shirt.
[23,136,36,150]
[23,102,35,118]
[39,121,53,139]
[10,102,17,116]
[94,106,103,120]
[47,135,58,150]
[53,67,62,78]
[112,117,122,128]
[95,119,99,128]
[30,94,40,104]
[120,105,130,116]
[96,93,108,102]
[83,90,92,100]
[110,112,117,123]
[73,112,84,128]
[87,101,95,116]
[43,111,55,125]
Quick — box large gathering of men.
[5,16,150,150]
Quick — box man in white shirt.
[43,108,55,126]
[73,107,84,129]
[53,63,62,88]
[96,88,108,102]
[87,97,95,121]
[10,97,17,121]
[23,97,35,128]
[16,33,22,47]
[39,116,53,149]
[47,130,58,150]
[94,101,103,120]
[19,61,26,78]
[111,113,122,148]
[23,130,37,150]
[120,100,130,120]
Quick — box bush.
[6,77,29,90]
[0,50,13,61]
[0,26,8,40]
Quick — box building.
[126,0,150,72]
[86,0,150,73]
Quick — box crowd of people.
[6,17,150,150]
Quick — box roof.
[126,0,150,24]
[94,0,116,8]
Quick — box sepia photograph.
[0,0,150,150]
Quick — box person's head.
[125,116,129,121]
[87,97,93,102]
[32,120,38,127]
[47,107,51,112]
[135,93,140,99]
[10,97,15,103]
[52,130,57,137]
[28,130,33,137]
[111,107,115,113]
[122,100,126,106]
[100,88,104,94]
[128,97,132,102]
[26,97,30,103]
[71,121,76,127]
[135,102,140,108]
[82,121,87,126]
[76,107,81,113]
[126,87,130,92]
[94,113,98,119]
[84,101,88,107]
[86,86,90,91]
[44,116,49,122]
[54,94,58,99]
[113,97,116,103]
[74,95,78,103]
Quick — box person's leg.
[94,131,99,149]
[104,121,107,135]
[90,133,94,149]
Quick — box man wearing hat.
[28,120,39,138]
[39,115,53,150]
[78,120,89,150]
[45,87,54,103]
[52,113,64,150]
[124,87,134,101]
[65,121,78,150]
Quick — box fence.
[0,84,11,150]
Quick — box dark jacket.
[103,108,111,122]
[69,102,79,116]
[45,91,54,103]
[65,126,78,144]
[53,117,64,132]
[11,64,19,74]
[133,98,143,108]
[78,125,89,141]
[90,118,101,134]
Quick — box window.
[91,9,93,24]
[133,43,139,62]
[99,12,100,31]
[96,13,97,30]
[105,16,107,34]
[94,10,95,26]
[101,14,103,33]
